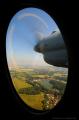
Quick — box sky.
[6,7,59,68]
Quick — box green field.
[10,66,68,110]
[12,78,44,110]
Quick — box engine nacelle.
[34,31,68,67]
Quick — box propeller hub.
[34,42,45,53]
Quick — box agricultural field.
[10,66,68,110]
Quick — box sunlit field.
[12,78,44,110]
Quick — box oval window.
[6,8,68,111]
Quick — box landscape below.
[10,65,68,111]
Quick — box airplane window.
[6,7,68,111]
